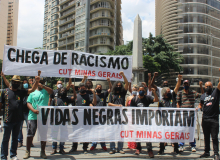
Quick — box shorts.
[27,120,37,137]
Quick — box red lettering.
[175,132,179,139]
[107,72,111,77]
[75,69,80,75]
[125,131,129,138]
[186,133,190,140]
[120,131,124,138]
[137,131,143,138]
[92,71,95,76]
[119,74,122,79]
[82,70,87,75]
[112,73,115,78]
[171,132,175,139]
[144,131,146,138]
[147,131,152,138]
[153,131,157,138]
[88,70,91,76]
[103,72,106,77]
[158,131,162,139]
[180,132,185,140]
[59,69,62,74]
[63,69,67,75]
[68,69,72,75]
[165,132,170,139]
[130,131,134,138]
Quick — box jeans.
[72,142,89,150]
[110,142,123,150]
[91,142,106,148]
[202,118,219,155]
[52,142,65,150]
[1,121,21,159]
[179,138,196,147]
[18,112,28,143]
[136,142,152,151]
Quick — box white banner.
[3,45,132,81]
[37,106,196,143]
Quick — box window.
[139,74,143,81]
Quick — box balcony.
[60,7,75,20]
[90,4,113,14]
[89,41,113,48]
[59,23,75,33]
[60,0,75,12]
[90,14,114,22]
[90,0,114,7]
[59,15,75,26]
[59,32,74,40]
[89,32,113,39]
[59,0,70,6]
[90,23,113,31]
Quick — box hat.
[183,80,190,84]
[10,75,22,82]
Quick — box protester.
[0,71,40,160]
[90,77,112,151]
[130,86,158,158]
[157,74,182,155]
[107,71,129,154]
[48,78,71,106]
[69,83,97,154]
[23,77,53,159]
[177,80,204,152]
[198,79,220,160]
[50,85,76,155]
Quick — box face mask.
[132,91,138,96]
[115,87,122,92]
[96,89,102,93]
[163,84,168,87]
[79,89,86,94]
[166,93,172,99]
[184,86,189,90]
[23,83,28,89]
[139,90,145,96]
[12,83,20,89]
[205,86,212,95]
[57,84,62,88]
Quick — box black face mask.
[12,83,20,89]
[163,84,168,87]
[96,89,102,93]
[205,86,212,95]
[115,87,122,92]
[79,89,86,94]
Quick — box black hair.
[139,84,147,92]
[79,83,85,88]
[111,81,125,94]
[95,84,102,88]
[86,80,93,88]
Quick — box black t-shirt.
[200,88,220,119]
[107,89,127,106]
[50,89,58,99]
[51,97,73,106]
[158,92,177,107]
[23,95,29,113]
[0,88,28,122]
[76,94,92,106]
[130,95,154,107]
[96,91,109,106]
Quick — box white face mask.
[132,91,138,96]
[57,84,63,88]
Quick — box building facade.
[0,0,19,59]
[43,0,123,54]
[156,0,220,90]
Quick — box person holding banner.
[198,78,220,160]
[23,77,53,159]
[157,74,182,155]
[48,78,72,106]
[90,77,112,151]
[50,85,76,155]
[130,86,158,158]
[0,71,41,160]
[69,83,97,154]
[107,71,129,154]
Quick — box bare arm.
[106,77,112,93]
[128,83,132,93]
[66,78,72,90]
[174,74,182,94]
[38,83,53,95]
[152,88,159,102]
[71,84,76,100]
[199,81,204,94]
[1,72,10,88]
[27,103,39,114]
[177,102,181,108]
[108,102,122,107]
[198,103,203,109]
[92,90,97,106]
[81,75,87,83]
[27,70,41,94]
[148,73,152,91]
[48,97,52,106]
[125,97,130,107]
[120,71,129,91]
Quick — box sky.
[17,0,155,48]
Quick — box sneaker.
[214,154,219,160]
[90,146,95,151]
[102,146,107,151]
[18,142,22,148]
[59,149,66,154]
[157,150,164,155]
[135,149,140,155]
[69,147,77,153]
[11,156,19,160]
[50,149,57,155]
[109,150,116,154]
[40,151,47,159]
[200,152,210,158]
[119,150,125,154]
[191,147,196,152]
[148,150,154,158]
[179,146,184,152]
[23,150,30,159]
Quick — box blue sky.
[17,0,155,48]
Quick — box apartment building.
[43,0,123,54]
[155,0,220,90]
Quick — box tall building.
[43,0,123,54]
[0,0,19,59]
[155,0,220,90]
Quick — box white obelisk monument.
[132,14,146,85]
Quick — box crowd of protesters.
[0,70,219,160]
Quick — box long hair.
[111,81,125,94]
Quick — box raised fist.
[154,72,158,77]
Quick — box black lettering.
[40,52,48,64]
[79,54,87,65]
[72,52,79,65]
[148,110,154,125]
[121,57,129,69]
[25,50,31,63]
[115,109,121,124]
[61,52,67,65]
[168,110,174,126]
[8,48,16,62]
[162,110,170,126]
[55,109,63,125]
[62,109,70,125]
[87,55,94,67]
[32,51,40,64]
[136,109,148,125]
[174,110,182,126]
[99,109,106,125]
[50,108,54,125]
[108,57,120,69]
[41,108,50,125]
[53,52,61,64]
[155,110,162,126]
[122,109,128,124]
[84,109,91,125]
[107,109,114,125]
[100,57,107,67]
[132,109,135,124]
[16,49,24,63]
[183,111,195,127]
[93,109,99,125]
[72,109,78,125]
[95,56,98,67]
